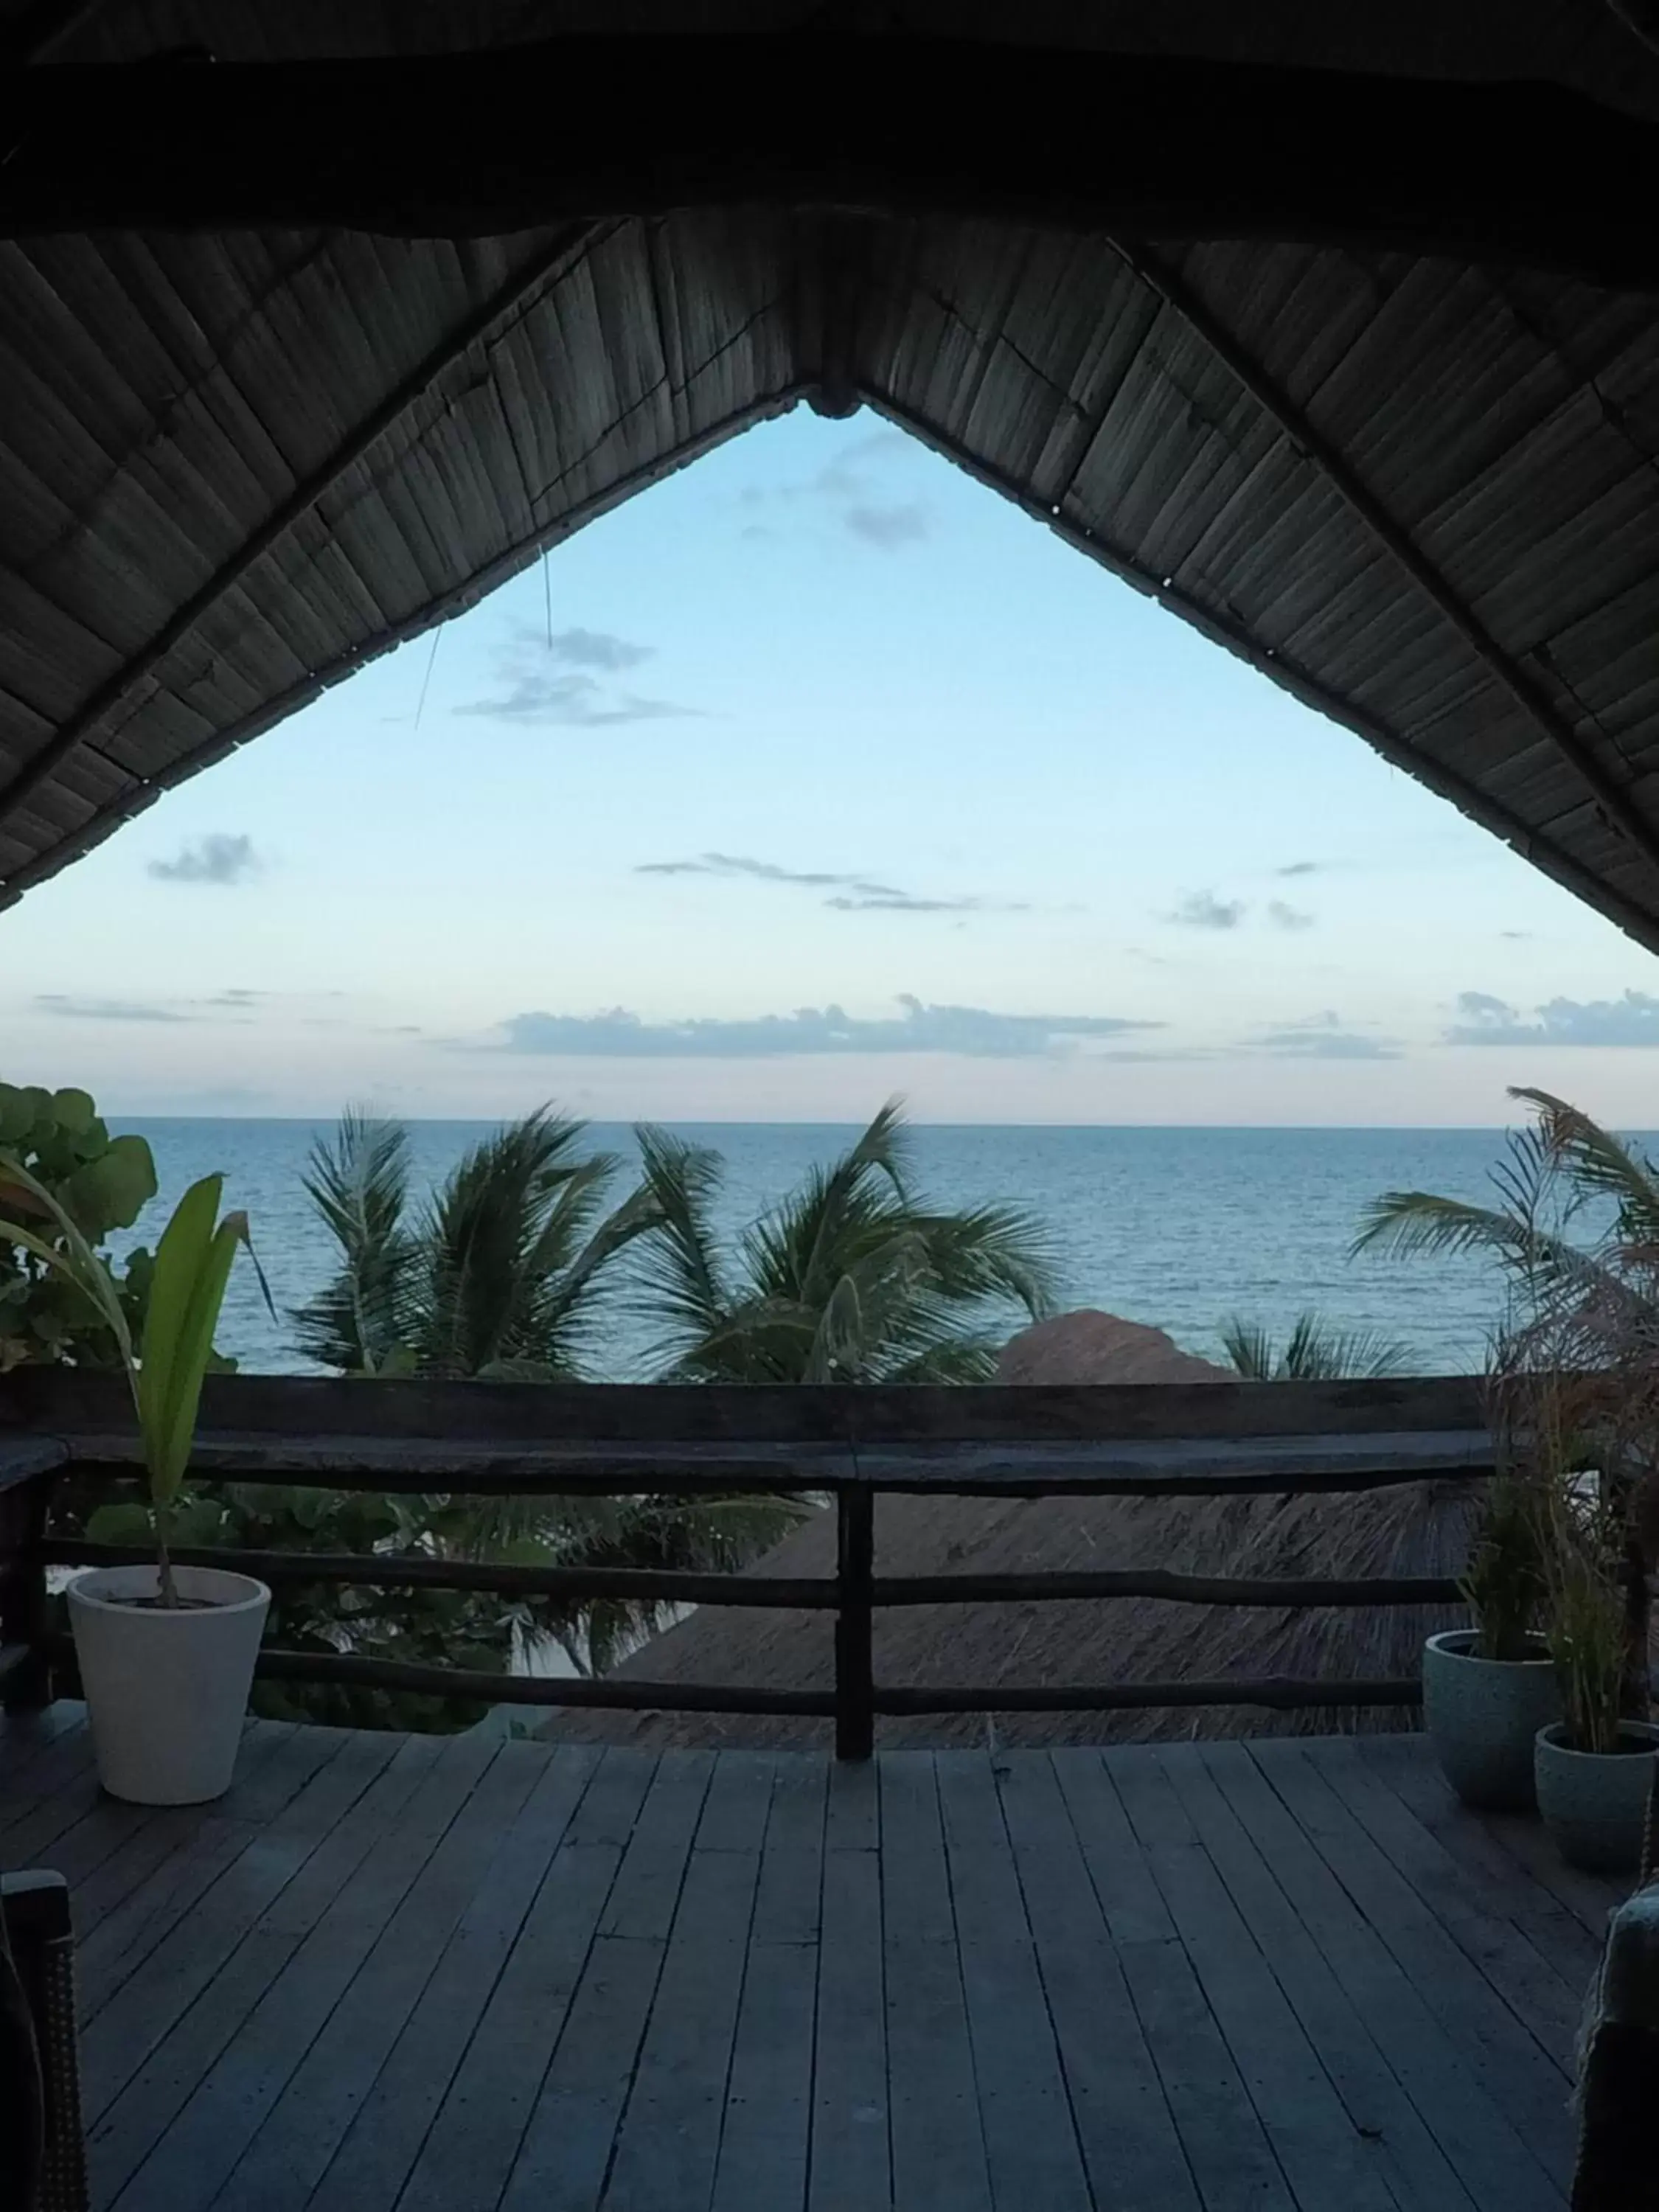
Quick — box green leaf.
[51,1087,95,1135]
[137,1176,246,1505]
[0,1085,32,1145]
[85,1499,156,1546]
[60,1133,159,1236]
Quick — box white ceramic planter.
[67,1564,270,1805]
[1534,1721,1659,1873]
[1421,1630,1560,1809]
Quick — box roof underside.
[1,3,1658,948]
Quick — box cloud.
[743,441,933,551]
[824,893,1030,914]
[637,851,1027,914]
[1275,860,1323,878]
[844,501,930,549]
[544,627,653,672]
[636,852,902,898]
[1267,900,1315,931]
[1500,931,1532,942]
[1256,1029,1400,1061]
[147,833,260,886]
[1253,1012,1400,1060]
[35,995,188,1023]
[488,995,1159,1060]
[1166,890,1245,931]
[1444,989,1659,1047]
[456,629,696,726]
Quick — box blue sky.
[3,408,1655,1126]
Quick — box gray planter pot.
[1534,1722,1659,1873]
[1421,1630,1560,1810]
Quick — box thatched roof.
[543,1478,1479,1752]
[1,5,1658,942]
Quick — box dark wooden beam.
[9,1366,1489,1445]
[0,40,1655,285]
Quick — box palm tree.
[286,1106,800,1697]
[630,1100,1058,1382]
[1352,1087,1659,1354]
[1219,1311,1411,1380]
[292,1106,658,1379]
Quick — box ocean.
[102,1119,1540,1378]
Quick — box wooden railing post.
[835,1482,874,1762]
[1,1472,53,1711]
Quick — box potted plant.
[1534,1492,1659,1871]
[0,1156,271,1805]
[1422,1472,1560,1809]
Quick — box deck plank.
[1201,1742,1564,2212]
[599,1761,768,2211]
[1117,1745,1417,2212]
[935,1751,1092,2211]
[0,1714,1611,2212]
[92,1730,441,2210]
[1353,1736,1601,1968]
[1298,1738,1583,2061]
[74,1725,333,2009]
[879,1751,993,2212]
[710,1756,824,2212]
[109,1730,515,2212]
[1241,1741,1575,2199]
[998,1750,1201,2211]
[80,1728,378,2128]
[496,1750,709,2212]
[282,1744,600,2212]
[1158,1744,1477,2212]
[808,1764,890,2211]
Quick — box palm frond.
[1513,1087,1659,1243]
[290,1110,417,1371]
[1220,1310,1411,1380]
[631,1100,1058,1385]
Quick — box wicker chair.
[1573,1759,1659,2210]
[0,1874,88,2212]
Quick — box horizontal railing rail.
[2,1372,1493,1757]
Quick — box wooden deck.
[0,1708,1618,2212]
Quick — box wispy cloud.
[637,852,902,898]
[545,627,653,672]
[147,833,261,886]
[35,995,189,1023]
[1267,900,1315,932]
[824,892,1029,914]
[742,441,933,551]
[636,851,1028,915]
[487,995,1159,1060]
[1275,860,1324,878]
[1444,990,1659,1047]
[844,502,930,549]
[1166,890,1245,931]
[1253,1012,1399,1061]
[456,628,698,726]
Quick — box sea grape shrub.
[0,1080,158,1371]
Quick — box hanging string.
[543,548,553,650]
[413,625,442,729]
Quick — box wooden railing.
[0,1370,1492,1759]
